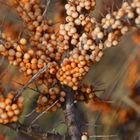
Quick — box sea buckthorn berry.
[0,0,139,114]
[20,38,27,45]
[0,91,23,124]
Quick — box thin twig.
[30,99,59,125]
[13,81,41,94]
[43,0,51,17]
[25,109,36,118]
[13,63,51,102]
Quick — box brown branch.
[64,87,81,140]
[3,122,62,140]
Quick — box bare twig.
[13,63,52,101]
[13,81,41,94]
[30,99,59,125]
[43,0,51,17]
[25,109,36,118]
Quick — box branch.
[13,63,53,101]
[3,122,62,140]
[64,87,81,140]
[30,100,59,125]
[43,0,51,17]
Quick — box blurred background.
[0,0,140,140]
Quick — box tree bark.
[64,88,81,140]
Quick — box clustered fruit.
[0,0,140,124]
[36,86,66,112]
[0,91,23,124]
[57,0,140,90]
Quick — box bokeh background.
[0,0,140,140]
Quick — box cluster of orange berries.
[0,91,23,124]
[14,0,71,62]
[0,0,140,119]
[36,86,66,112]
[36,83,95,112]
[0,32,60,78]
[74,84,95,102]
[101,1,140,48]
[57,0,140,90]
[0,35,40,75]
[66,0,96,11]
[59,0,96,47]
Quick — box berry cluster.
[36,86,66,112]
[57,0,140,90]
[37,83,95,113]
[0,91,23,124]
[14,0,70,62]
[74,84,95,102]
[0,0,140,123]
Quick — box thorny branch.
[4,122,62,140]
